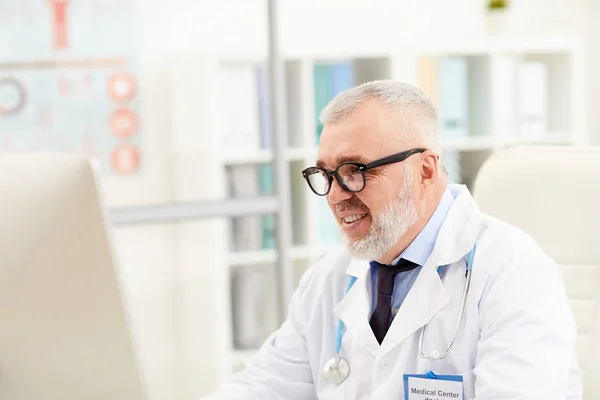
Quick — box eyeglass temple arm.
[363,148,428,170]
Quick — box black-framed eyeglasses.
[301,148,428,196]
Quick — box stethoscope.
[323,244,476,384]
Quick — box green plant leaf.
[488,0,507,9]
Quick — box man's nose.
[327,177,353,205]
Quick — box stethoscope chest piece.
[323,356,349,384]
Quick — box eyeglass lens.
[307,164,364,194]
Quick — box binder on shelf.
[256,65,273,150]
[313,62,355,144]
[493,56,518,144]
[231,265,266,349]
[418,56,439,109]
[439,57,469,139]
[227,165,262,252]
[313,64,333,144]
[331,62,354,98]
[516,61,547,141]
[231,263,279,351]
[258,164,276,250]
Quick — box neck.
[376,183,446,265]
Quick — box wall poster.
[0,0,141,175]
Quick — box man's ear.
[419,152,439,185]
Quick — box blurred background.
[0,0,597,398]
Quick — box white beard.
[341,165,418,261]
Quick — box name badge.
[403,371,463,400]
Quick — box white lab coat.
[205,184,582,399]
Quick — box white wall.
[105,1,594,399]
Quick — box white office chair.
[472,145,600,400]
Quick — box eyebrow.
[316,154,370,169]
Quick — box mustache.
[336,197,369,213]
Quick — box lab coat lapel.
[378,258,449,359]
[333,258,379,357]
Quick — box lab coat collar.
[345,256,370,278]
[429,184,481,268]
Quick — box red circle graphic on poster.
[111,143,139,175]
[107,73,136,102]
[110,108,137,138]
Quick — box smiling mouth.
[342,214,368,224]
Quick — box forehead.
[317,100,402,168]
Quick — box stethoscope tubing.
[419,244,475,360]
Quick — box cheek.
[359,184,398,214]
[356,192,380,214]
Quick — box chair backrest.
[472,145,600,399]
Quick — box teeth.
[344,214,366,223]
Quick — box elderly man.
[204,80,581,399]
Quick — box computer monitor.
[0,153,148,400]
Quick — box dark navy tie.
[369,258,419,344]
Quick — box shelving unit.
[209,34,587,382]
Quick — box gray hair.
[319,79,443,161]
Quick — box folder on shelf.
[418,56,439,109]
[313,62,355,144]
[231,266,266,349]
[439,57,469,139]
[313,64,333,144]
[331,62,354,97]
[516,61,547,141]
[227,165,262,252]
[494,55,519,143]
[258,164,276,250]
[256,65,273,150]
